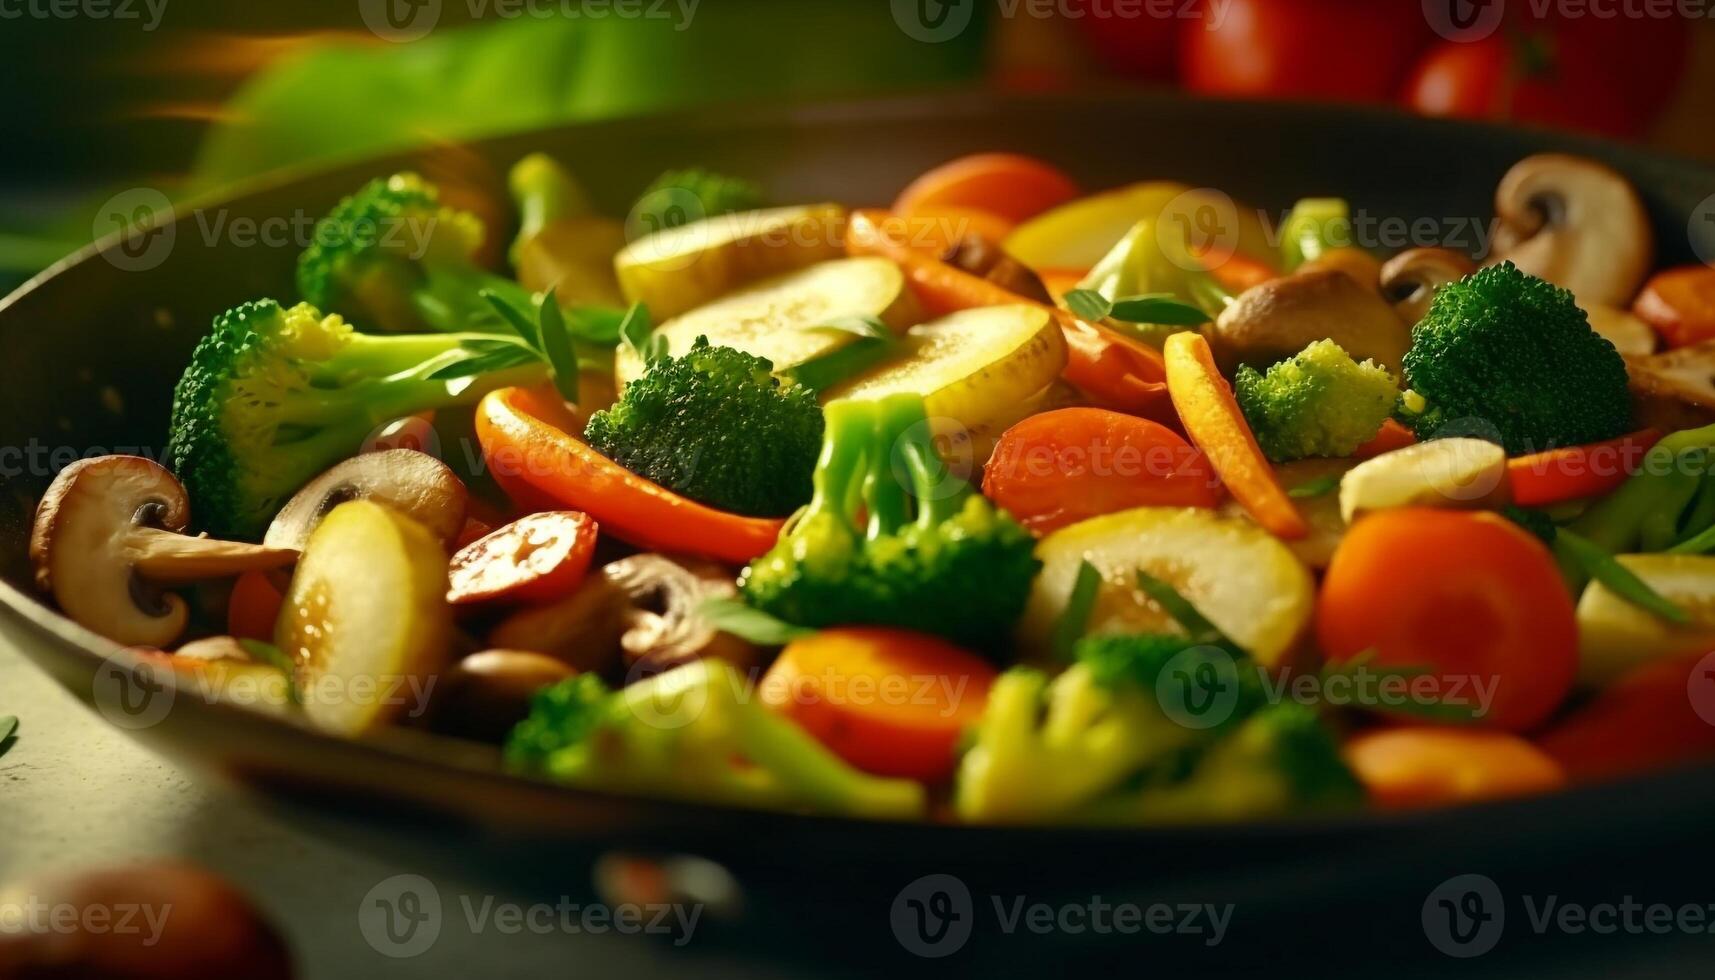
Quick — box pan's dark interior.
[4,93,1715,974]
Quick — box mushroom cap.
[1379,247,1478,327]
[32,456,195,648]
[1627,340,1715,430]
[264,449,468,552]
[1205,269,1411,374]
[1489,153,1654,308]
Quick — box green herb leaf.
[480,289,542,351]
[1063,288,1113,323]
[698,598,813,646]
[783,338,895,394]
[0,715,17,753]
[617,302,653,362]
[1556,529,1691,625]
[645,334,671,366]
[535,288,582,404]
[1317,653,1479,722]
[237,640,303,705]
[1288,474,1341,499]
[564,305,626,346]
[1050,560,1105,661]
[1135,570,1229,648]
[1108,294,1213,326]
[809,314,894,341]
[425,340,543,380]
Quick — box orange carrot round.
[982,408,1219,535]
[1343,727,1565,810]
[1506,429,1662,508]
[1162,331,1308,539]
[474,387,784,564]
[1318,509,1578,732]
[227,570,285,643]
[893,153,1078,226]
[760,627,996,783]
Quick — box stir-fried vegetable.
[1234,339,1399,462]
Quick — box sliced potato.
[615,204,848,320]
[1222,458,1356,570]
[1004,182,1275,272]
[1018,507,1315,668]
[1576,554,1715,687]
[1339,438,1509,524]
[827,305,1067,462]
[614,257,918,387]
[276,500,453,736]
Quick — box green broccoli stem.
[735,700,924,820]
[416,263,535,334]
[867,395,921,538]
[281,362,547,429]
[807,399,878,528]
[509,153,593,264]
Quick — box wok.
[2,92,1713,972]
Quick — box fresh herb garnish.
[480,288,582,402]
[1288,474,1341,499]
[1555,528,1691,625]
[0,715,17,758]
[1065,289,1211,327]
[783,316,901,393]
[1050,559,1104,661]
[698,598,814,646]
[1135,570,1229,648]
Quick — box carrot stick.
[474,387,785,563]
[1507,429,1662,508]
[1162,332,1308,539]
[847,209,1172,418]
[1344,727,1565,810]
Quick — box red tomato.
[447,511,597,606]
[1181,0,1430,103]
[1066,0,1180,80]
[1402,30,1643,138]
[1536,652,1715,782]
[1317,509,1578,732]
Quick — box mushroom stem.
[130,529,297,584]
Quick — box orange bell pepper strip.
[473,386,785,564]
[1506,429,1662,508]
[846,209,1171,417]
[1162,332,1308,539]
[1353,418,1418,459]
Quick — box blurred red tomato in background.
[1180,0,1431,103]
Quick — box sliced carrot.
[760,627,996,783]
[1318,509,1578,732]
[1343,727,1565,810]
[1634,265,1715,349]
[447,511,598,606]
[1536,652,1715,781]
[1353,418,1417,459]
[474,387,785,564]
[1162,332,1307,539]
[982,408,1220,535]
[227,570,286,643]
[892,153,1079,226]
[1507,429,1662,508]
[847,209,1172,418]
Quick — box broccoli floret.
[1235,339,1399,461]
[955,633,1263,824]
[505,659,924,820]
[167,299,545,538]
[1121,703,1362,823]
[1400,262,1632,454]
[583,338,823,517]
[737,394,1038,646]
[633,167,764,233]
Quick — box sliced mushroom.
[1488,154,1654,308]
[1204,269,1411,374]
[1380,248,1477,326]
[1626,341,1715,431]
[939,233,1052,304]
[30,456,297,648]
[429,650,577,742]
[488,554,759,678]
[1298,248,1384,292]
[606,554,760,676]
[263,449,468,551]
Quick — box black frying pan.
[3,92,1714,972]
